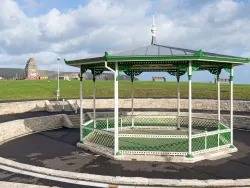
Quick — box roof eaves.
[106,54,249,64]
[199,55,249,63]
[64,52,109,67]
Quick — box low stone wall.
[70,98,250,112]
[0,114,72,144]
[0,100,53,115]
[1,98,249,115]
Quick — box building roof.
[110,43,246,59]
[64,44,250,68]
[64,17,250,73]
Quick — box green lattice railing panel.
[192,137,205,152]
[85,131,114,149]
[107,119,115,128]
[121,116,178,127]
[192,118,218,131]
[180,117,218,131]
[219,132,231,146]
[120,129,188,135]
[89,116,223,132]
[96,120,109,130]
[120,116,133,127]
[86,121,94,128]
[219,123,228,130]
[84,119,118,130]
[119,137,188,152]
[82,128,93,138]
[178,116,189,127]
[207,134,219,149]
[82,116,231,155]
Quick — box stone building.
[24,58,40,80]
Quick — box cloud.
[22,0,43,10]
[0,0,26,29]
[0,0,249,83]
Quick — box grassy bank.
[0,80,249,100]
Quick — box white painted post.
[131,74,135,128]
[93,70,96,129]
[80,68,83,141]
[62,99,65,111]
[114,62,119,155]
[106,114,109,131]
[217,70,221,148]
[177,72,180,130]
[217,70,221,122]
[230,68,234,147]
[188,61,193,158]
[56,57,60,101]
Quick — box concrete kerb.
[1,157,250,187]
[0,182,60,188]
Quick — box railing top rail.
[95,115,220,122]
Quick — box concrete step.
[68,115,80,127]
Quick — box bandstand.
[64,18,249,162]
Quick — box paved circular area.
[0,128,250,180]
[0,169,87,188]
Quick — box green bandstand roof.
[64,24,249,75]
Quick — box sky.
[0,0,250,83]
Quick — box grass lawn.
[0,80,250,100]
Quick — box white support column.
[93,70,96,129]
[217,71,221,122]
[217,69,221,147]
[230,68,234,147]
[188,61,193,158]
[131,74,135,128]
[114,62,119,155]
[79,68,83,142]
[177,72,180,130]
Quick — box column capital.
[224,65,233,75]
[177,75,180,82]
[188,61,192,76]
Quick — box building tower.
[24,58,40,80]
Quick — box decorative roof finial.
[151,14,157,45]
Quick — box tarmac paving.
[0,128,250,180]
[0,111,76,123]
[0,169,91,188]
